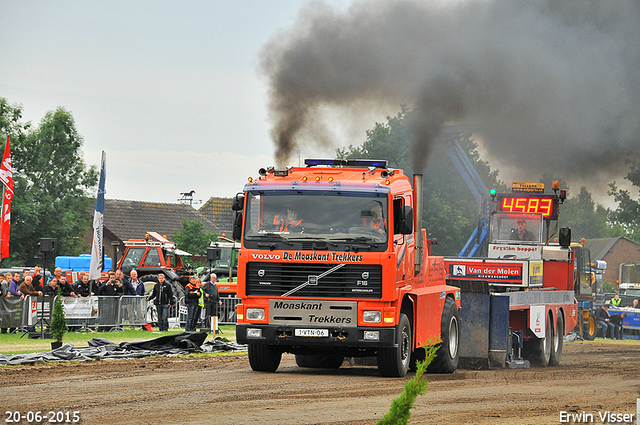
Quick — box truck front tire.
[248,344,282,372]
[377,313,411,377]
[428,297,460,373]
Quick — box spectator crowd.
[0,266,222,334]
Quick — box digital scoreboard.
[495,194,559,220]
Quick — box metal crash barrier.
[0,295,242,332]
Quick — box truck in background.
[234,159,461,377]
[444,182,581,367]
[200,237,240,297]
[571,242,607,340]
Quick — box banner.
[88,151,106,280]
[0,136,13,259]
[61,296,99,319]
[0,296,22,328]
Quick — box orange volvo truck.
[233,159,461,377]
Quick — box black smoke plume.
[260,0,640,178]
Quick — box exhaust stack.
[413,174,423,273]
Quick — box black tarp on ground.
[0,332,247,366]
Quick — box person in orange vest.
[273,208,304,232]
[362,201,386,233]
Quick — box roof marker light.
[302,176,308,182]
[315,176,321,182]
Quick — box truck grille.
[246,262,382,299]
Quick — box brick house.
[83,199,231,267]
[583,237,640,285]
[198,197,234,237]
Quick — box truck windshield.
[490,212,543,244]
[244,191,388,244]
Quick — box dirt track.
[2,340,639,425]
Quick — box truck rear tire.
[428,297,460,373]
[377,313,411,377]
[248,344,282,372]
[524,313,553,367]
[583,311,597,341]
[295,354,344,369]
[549,313,564,366]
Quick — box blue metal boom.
[445,138,492,257]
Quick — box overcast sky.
[0,0,352,204]
[1,0,636,208]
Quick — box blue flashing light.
[305,159,347,166]
[347,159,388,168]
[304,158,388,168]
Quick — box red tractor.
[117,232,196,298]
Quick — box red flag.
[0,136,14,259]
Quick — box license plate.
[295,328,329,337]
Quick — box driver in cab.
[511,218,536,241]
[273,208,304,232]
[362,201,386,234]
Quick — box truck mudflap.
[237,323,397,349]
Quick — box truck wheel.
[295,354,344,369]
[524,314,553,367]
[428,297,460,373]
[583,311,597,341]
[377,313,411,377]
[549,313,564,366]
[248,344,282,372]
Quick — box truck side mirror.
[232,193,245,211]
[397,206,413,235]
[559,227,571,247]
[232,212,243,241]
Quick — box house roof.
[104,199,223,243]
[582,237,639,260]
[199,197,234,236]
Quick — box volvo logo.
[361,271,369,279]
[258,269,265,277]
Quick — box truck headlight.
[363,310,381,323]
[246,328,262,338]
[364,331,379,341]
[246,308,265,321]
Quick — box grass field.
[0,325,237,355]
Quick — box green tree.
[338,107,504,255]
[0,98,31,140]
[172,219,219,266]
[51,286,68,343]
[608,162,640,242]
[561,187,618,241]
[538,174,617,240]
[1,100,98,268]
